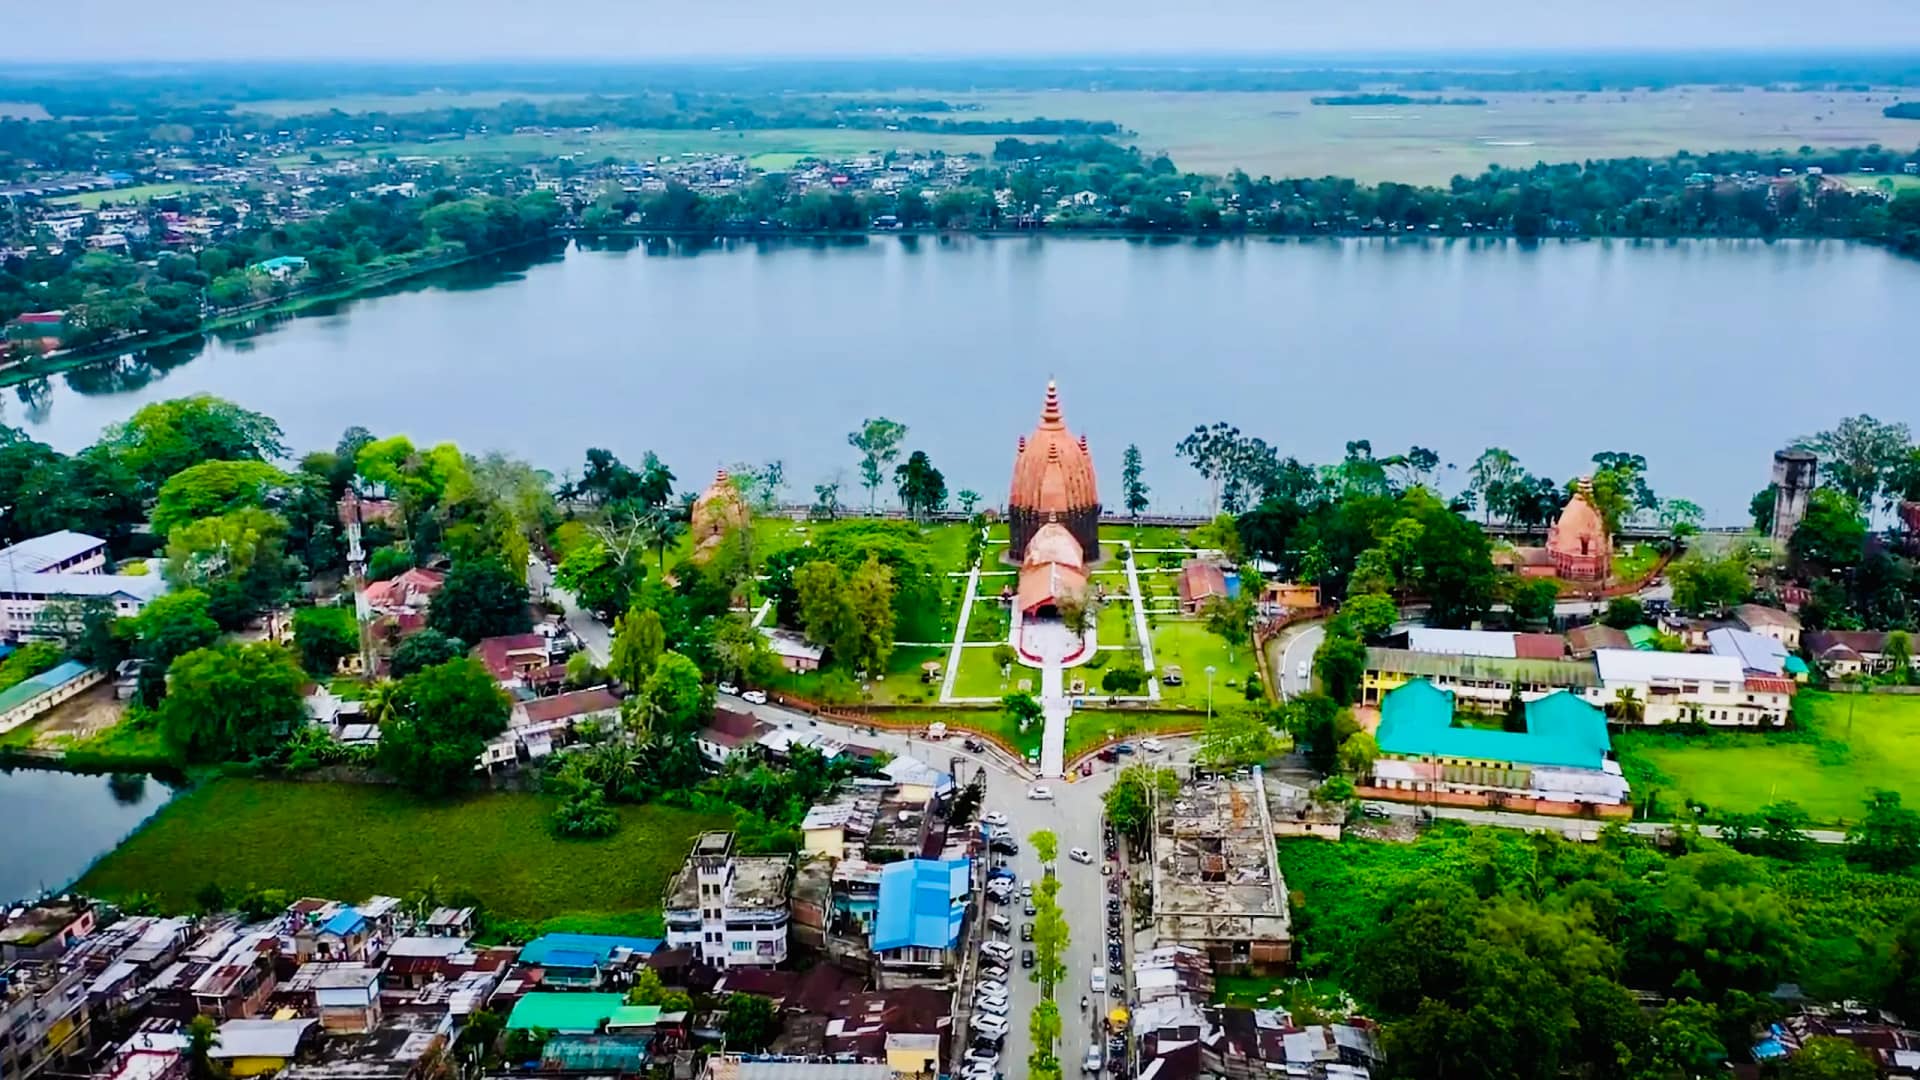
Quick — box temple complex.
[1546,478,1612,581]
[689,468,751,560]
[1006,381,1100,563]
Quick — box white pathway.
[939,559,984,703]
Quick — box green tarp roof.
[506,993,624,1032]
[1624,625,1658,649]
[1366,647,1600,688]
[1376,679,1612,770]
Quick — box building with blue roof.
[1370,679,1628,806]
[517,934,661,988]
[870,857,970,980]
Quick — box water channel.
[0,766,177,904]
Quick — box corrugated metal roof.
[0,660,94,715]
[870,857,969,952]
[1594,649,1743,685]
[1366,647,1599,688]
[506,992,625,1032]
[1375,680,1610,770]
[0,530,103,572]
[517,933,660,968]
[1407,628,1517,657]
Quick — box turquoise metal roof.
[871,857,969,952]
[517,933,660,969]
[0,660,92,715]
[1375,679,1611,770]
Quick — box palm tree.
[638,507,685,573]
[362,679,401,726]
[1610,687,1645,726]
[186,1015,221,1080]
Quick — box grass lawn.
[1215,975,1357,1022]
[777,645,950,705]
[1100,524,1194,551]
[965,597,1012,643]
[1150,618,1258,708]
[50,183,207,208]
[1837,172,1920,194]
[1611,542,1663,585]
[1614,691,1920,824]
[952,646,1019,699]
[287,128,1000,168]
[1095,598,1139,646]
[77,780,730,931]
[876,705,1198,761]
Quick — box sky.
[7,0,1920,61]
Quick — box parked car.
[741,689,768,705]
[717,682,739,696]
[966,1050,1000,1067]
[974,1016,1009,1039]
[1113,743,1135,755]
[982,941,1013,960]
[990,837,1019,856]
[1083,1045,1103,1073]
[981,964,1008,982]
[1096,748,1118,763]
[983,811,1009,827]
[963,737,986,753]
[1361,804,1390,819]
[1296,660,1310,681]
[1079,760,1094,777]
[1069,847,1094,864]
[976,998,1010,1017]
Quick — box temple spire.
[1041,380,1062,424]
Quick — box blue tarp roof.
[320,908,366,936]
[518,933,662,968]
[871,857,969,953]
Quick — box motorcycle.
[1081,996,1090,1014]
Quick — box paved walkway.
[940,559,984,703]
[1121,543,1158,679]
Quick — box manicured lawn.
[1611,541,1663,585]
[1095,598,1139,646]
[1099,524,1194,551]
[952,646,1020,699]
[50,183,207,208]
[1063,710,1202,758]
[1838,172,1920,194]
[964,597,1011,643]
[1614,691,1920,824]
[778,645,950,705]
[77,780,730,929]
[1150,618,1258,708]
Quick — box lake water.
[0,766,175,904]
[6,236,1915,523]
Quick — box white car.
[982,811,1010,827]
[981,941,1013,960]
[974,1016,1010,1038]
[966,1050,1000,1067]
[1069,847,1094,864]
[1083,1045,1103,1073]
[1297,660,1310,681]
[978,980,1009,996]
[1091,968,1107,993]
[975,998,1010,1017]
[981,965,1008,982]
[1027,785,1054,801]
[741,689,768,705]
[1020,880,1034,897]
[717,682,739,696]
[1140,738,1164,753]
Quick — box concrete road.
[526,557,612,664]
[1273,620,1324,700]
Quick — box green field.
[1615,691,1920,824]
[78,780,729,931]
[240,91,593,118]
[50,183,208,208]
[944,87,1920,184]
[1837,172,1920,194]
[287,127,1000,167]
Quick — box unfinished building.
[1150,766,1292,973]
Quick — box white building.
[1592,649,1793,727]
[662,832,792,968]
[0,531,167,640]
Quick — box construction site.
[1148,765,1293,973]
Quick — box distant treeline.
[1887,102,1920,119]
[1311,93,1489,106]
[8,51,1920,111]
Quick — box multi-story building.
[663,833,792,969]
[0,532,167,642]
[0,960,91,1080]
[1593,649,1793,727]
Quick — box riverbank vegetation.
[1277,824,1920,1080]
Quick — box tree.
[609,605,666,688]
[159,642,308,762]
[1196,705,1290,768]
[721,992,780,1052]
[1104,764,1178,841]
[1669,548,1751,615]
[291,605,358,676]
[794,560,852,658]
[389,629,465,679]
[893,450,947,521]
[1028,999,1064,1080]
[1509,577,1560,625]
[1203,593,1253,664]
[101,394,286,491]
[378,658,511,796]
[1030,828,1059,864]
[1789,488,1868,573]
[1121,444,1150,519]
[1101,661,1147,694]
[150,459,290,537]
[848,417,908,512]
[555,538,643,619]
[164,506,292,599]
[429,558,530,643]
[1798,415,1912,509]
[711,613,781,685]
[840,554,897,675]
[1848,790,1920,872]
[1003,692,1044,734]
[639,652,711,739]
[1338,731,1379,778]
[1609,687,1646,725]
[1314,626,1368,706]
[185,1015,220,1080]
[1468,448,1520,525]
[36,595,132,668]
[1602,596,1644,630]
[1659,497,1704,540]
[1751,485,1777,535]
[1782,1037,1878,1080]
[1341,592,1398,641]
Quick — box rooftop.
[1375,680,1612,770]
[0,571,168,602]
[0,530,104,573]
[1366,647,1600,688]
[519,687,620,725]
[1593,648,1745,685]
[505,992,625,1032]
[870,857,969,953]
[209,1019,317,1060]
[1153,769,1290,946]
[517,933,660,969]
[1706,627,1789,675]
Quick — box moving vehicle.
[1021,923,1034,941]
[1091,968,1107,993]
[1297,660,1310,681]
[1083,1045,1104,1073]
[982,811,1009,827]
[1140,738,1164,753]
[963,737,986,753]
[741,689,768,705]
[1024,898,1036,916]
[1361,804,1390,819]
[1069,847,1094,864]
[1028,785,1054,801]
[1021,949,1036,969]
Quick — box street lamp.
[1205,665,1217,722]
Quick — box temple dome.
[1023,521,1086,571]
[1546,477,1612,582]
[690,468,751,551]
[1009,382,1098,516]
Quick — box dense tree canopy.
[428,558,531,643]
[159,642,308,761]
[377,658,511,795]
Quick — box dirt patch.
[29,683,126,744]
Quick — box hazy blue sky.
[8,0,1920,61]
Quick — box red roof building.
[1512,633,1569,660]
[1546,479,1612,581]
[472,634,551,684]
[1015,521,1089,619]
[515,687,621,727]
[1006,382,1100,563]
[362,568,445,615]
[1177,560,1229,613]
